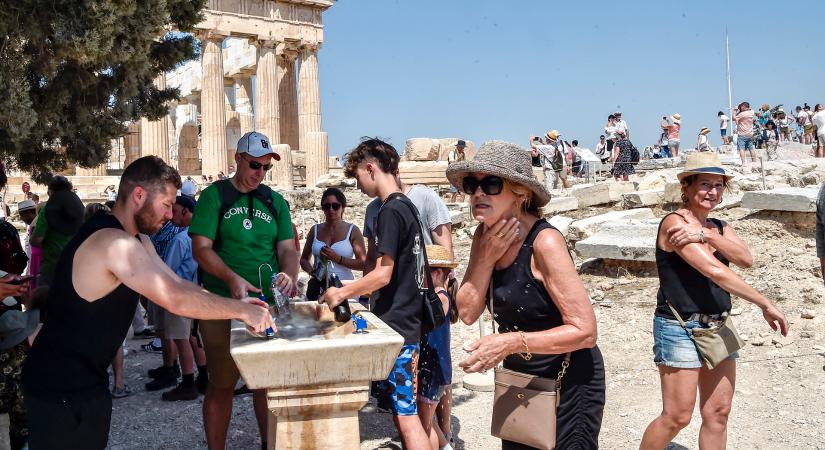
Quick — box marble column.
[124,122,141,167]
[304,131,328,187]
[139,74,170,161]
[75,164,107,176]
[277,46,300,152]
[200,34,228,178]
[298,43,324,185]
[234,75,255,135]
[255,40,293,188]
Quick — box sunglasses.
[240,154,272,171]
[462,175,504,196]
[321,203,342,211]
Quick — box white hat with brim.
[677,152,734,182]
[237,131,281,160]
[446,140,551,207]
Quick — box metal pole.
[726,29,734,137]
[760,156,766,190]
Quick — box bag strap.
[384,193,438,297]
[666,301,688,328]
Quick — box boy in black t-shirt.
[320,138,430,449]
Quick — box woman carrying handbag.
[447,141,605,450]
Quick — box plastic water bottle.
[328,273,351,322]
[259,293,276,339]
[270,273,292,320]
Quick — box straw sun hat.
[426,245,458,269]
[677,152,734,182]
[699,127,711,135]
[446,140,551,207]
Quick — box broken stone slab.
[449,210,466,226]
[543,196,579,214]
[570,181,637,207]
[574,219,659,262]
[567,208,655,241]
[547,216,575,237]
[636,157,681,170]
[314,173,356,189]
[741,188,819,212]
[622,189,664,208]
[663,181,682,204]
[404,138,440,161]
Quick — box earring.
[681,193,688,203]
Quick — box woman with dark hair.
[448,140,604,449]
[611,129,636,181]
[300,187,367,299]
[640,152,788,450]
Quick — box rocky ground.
[99,191,825,449]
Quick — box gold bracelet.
[517,331,532,361]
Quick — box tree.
[0,0,207,182]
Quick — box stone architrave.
[234,75,254,135]
[278,45,300,152]
[255,40,293,188]
[139,74,170,161]
[298,43,322,153]
[305,132,328,187]
[124,122,141,166]
[200,33,229,177]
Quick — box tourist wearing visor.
[640,152,788,450]
[447,141,605,449]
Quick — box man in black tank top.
[23,157,273,450]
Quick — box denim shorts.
[737,136,754,151]
[653,315,738,369]
[371,344,419,415]
[720,129,727,137]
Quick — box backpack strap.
[213,179,279,251]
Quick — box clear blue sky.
[318,0,822,155]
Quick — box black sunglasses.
[321,203,342,211]
[240,154,272,171]
[462,175,504,196]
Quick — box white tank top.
[311,223,355,281]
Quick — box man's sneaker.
[132,328,155,339]
[196,372,209,395]
[233,384,252,396]
[161,382,198,401]
[145,374,177,391]
[148,364,180,379]
[141,340,162,353]
[111,385,133,399]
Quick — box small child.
[763,120,780,160]
[696,127,711,152]
[417,245,456,450]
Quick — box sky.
[317,0,823,155]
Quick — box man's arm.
[191,235,259,298]
[431,223,453,258]
[275,239,299,296]
[320,253,394,308]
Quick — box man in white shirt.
[718,111,730,145]
[812,104,825,158]
[614,112,629,138]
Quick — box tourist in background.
[530,130,570,191]
[449,140,604,449]
[595,135,609,164]
[300,187,367,299]
[667,114,682,158]
[762,120,780,160]
[30,176,84,287]
[611,130,636,181]
[604,115,619,156]
[777,109,792,143]
[640,152,788,450]
[811,104,825,158]
[718,111,730,145]
[802,104,814,145]
[732,102,757,166]
[696,127,711,152]
[448,140,468,203]
[614,111,629,138]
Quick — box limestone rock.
[281,189,315,209]
[570,181,637,207]
[622,189,664,208]
[574,219,659,262]
[404,138,440,161]
[547,215,575,237]
[543,196,579,215]
[314,173,356,189]
[741,188,819,212]
[567,208,655,241]
[450,210,466,226]
[801,309,816,319]
[436,138,476,161]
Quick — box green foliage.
[0,0,207,182]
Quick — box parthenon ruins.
[79,0,334,188]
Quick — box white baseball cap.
[237,131,280,160]
[180,179,197,197]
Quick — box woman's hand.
[761,304,789,336]
[458,333,517,373]
[667,210,706,247]
[0,275,28,298]
[476,218,520,264]
[320,246,340,263]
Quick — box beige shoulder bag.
[666,302,744,369]
[489,281,571,450]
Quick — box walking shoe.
[132,328,155,339]
[145,374,177,391]
[233,384,252,396]
[148,364,180,379]
[196,372,209,395]
[161,382,198,401]
[141,340,162,353]
[111,385,133,399]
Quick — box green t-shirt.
[32,211,71,280]
[189,183,294,298]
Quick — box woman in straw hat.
[696,127,711,152]
[447,140,604,449]
[640,152,788,449]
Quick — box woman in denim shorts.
[640,152,789,450]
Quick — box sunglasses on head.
[462,175,504,196]
[240,153,272,171]
[321,202,342,211]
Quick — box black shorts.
[25,388,112,450]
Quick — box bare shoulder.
[533,226,568,254]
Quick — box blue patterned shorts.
[371,344,419,416]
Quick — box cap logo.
[261,139,269,149]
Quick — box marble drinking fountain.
[230,301,404,450]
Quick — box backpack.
[0,220,27,275]
[212,179,279,251]
[630,143,640,163]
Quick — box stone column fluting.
[200,33,229,178]
[234,75,255,135]
[304,131,328,188]
[277,45,300,152]
[124,122,141,167]
[298,43,322,153]
[255,40,293,188]
[139,74,170,161]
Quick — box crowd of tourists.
[0,125,801,450]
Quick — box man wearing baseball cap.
[189,131,297,449]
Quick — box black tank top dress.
[24,214,140,396]
[491,219,605,450]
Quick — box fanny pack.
[667,302,744,369]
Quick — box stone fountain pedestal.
[230,302,403,450]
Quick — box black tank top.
[491,219,600,379]
[24,214,140,395]
[655,212,731,319]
